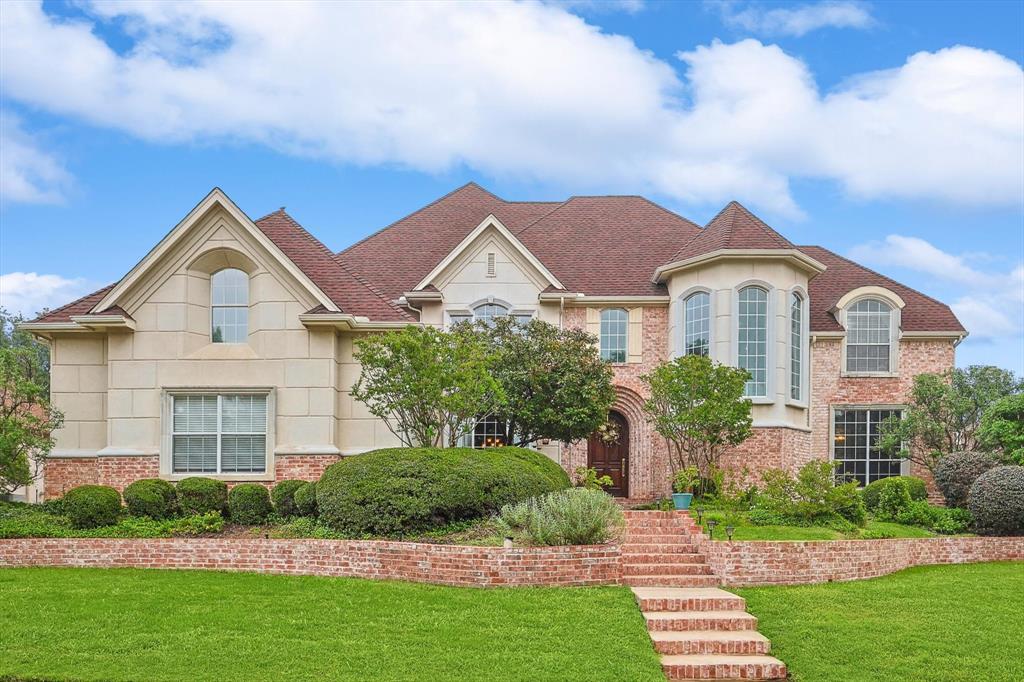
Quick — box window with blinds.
[171,394,267,474]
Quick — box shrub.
[930,507,972,535]
[123,479,177,519]
[978,394,1024,464]
[875,478,914,521]
[968,465,1024,536]
[757,461,866,527]
[176,477,228,516]
[271,479,307,518]
[862,476,927,511]
[316,447,570,536]
[62,485,121,529]
[293,482,317,517]
[228,484,272,525]
[934,451,998,508]
[496,488,624,546]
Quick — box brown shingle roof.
[800,245,964,333]
[33,284,117,322]
[671,201,795,262]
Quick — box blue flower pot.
[672,492,693,510]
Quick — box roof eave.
[298,313,417,331]
[653,249,827,283]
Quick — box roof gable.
[671,201,795,262]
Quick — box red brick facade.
[274,454,342,481]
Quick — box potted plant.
[672,466,700,510]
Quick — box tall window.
[737,287,768,397]
[600,309,628,362]
[790,292,804,401]
[172,394,267,474]
[846,299,892,373]
[833,408,903,486]
[211,269,248,343]
[684,292,710,357]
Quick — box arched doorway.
[587,411,629,497]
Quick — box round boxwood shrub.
[934,451,998,508]
[862,476,928,511]
[176,477,228,516]
[967,465,1024,536]
[293,481,318,517]
[228,484,273,524]
[271,479,307,517]
[62,485,122,529]
[123,478,178,519]
[316,447,571,536]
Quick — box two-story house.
[23,184,966,501]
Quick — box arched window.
[211,269,248,343]
[790,292,804,401]
[600,309,628,363]
[683,292,710,357]
[473,302,508,325]
[846,298,893,373]
[737,286,768,397]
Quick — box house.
[22,184,966,501]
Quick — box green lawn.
[0,568,662,682]
[701,510,938,541]
[736,562,1024,682]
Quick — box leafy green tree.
[351,325,502,447]
[641,355,752,480]
[1,310,62,494]
[977,394,1024,465]
[879,366,1021,474]
[478,317,615,447]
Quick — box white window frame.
[161,388,275,481]
[600,308,629,363]
[210,268,249,344]
[445,297,535,329]
[680,287,713,358]
[829,405,909,486]
[787,287,809,407]
[841,296,901,377]
[732,282,774,403]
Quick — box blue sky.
[1,0,1021,373]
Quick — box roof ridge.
[252,207,287,223]
[336,182,498,256]
[634,196,701,230]
[512,199,572,237]
[730,201,793,249]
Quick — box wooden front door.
[588,411,629,497]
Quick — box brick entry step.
[623,511,787,680]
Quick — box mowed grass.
[0,568,663,682]
[701,510,938,540]
[735,562,1024,682]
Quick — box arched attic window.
[211,268,249,343]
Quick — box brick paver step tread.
[649,631,770,643]
[624,575,721,587]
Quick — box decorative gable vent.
[486,252,496,277]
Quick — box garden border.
[699,536,1024,586]
[0,538,621,587]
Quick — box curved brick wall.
[702,536,1024,586]
[0,538,621,587]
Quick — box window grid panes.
[471,415,507,448]
[600,309,628,363]
[684,292,710,357]
[738,287,768,397]
[790,292,803,401]
[846,299,892,373]
[833,408,903,486]
[172,394,267,474]
[473,303,509,325]
[211,269,248,343]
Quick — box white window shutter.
[627,307,643,363]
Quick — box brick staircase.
[622,511,787,681]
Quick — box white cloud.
[711,1,875,37]
[0,112,72,205]
[0,272,91,318]
[548,0,645,14]
[849,236,1023,342]
[0,2,1020,218]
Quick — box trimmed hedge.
[228,484,273,525]
[177,477,228,516]
[62,485,122,529]
[271,480,307,518]
[123,479,178,519]
[316,447,571,536]
[968,465,1024,536]
[293,482,317,517]
[862,476,928,511]
[935,451,998,508]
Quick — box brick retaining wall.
[0,538,621,587]
[701,536,1024,586]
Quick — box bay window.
[737,286,768,398]
[683,291,711,357]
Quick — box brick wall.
[43,458,99,499]
[0,538,622,587]
[274,453,342,481]
[701,536,1024,586]
[97,456,160,492]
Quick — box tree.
[879,366,1021,474]
[977,393,1024,465]
[351,325,503,448]
[641,355,752,481]
[479,317,615,447]
[1,310,63,494]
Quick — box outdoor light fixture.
[696,506,704,524]
[706,519,718,539]
[725,525,735,541]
